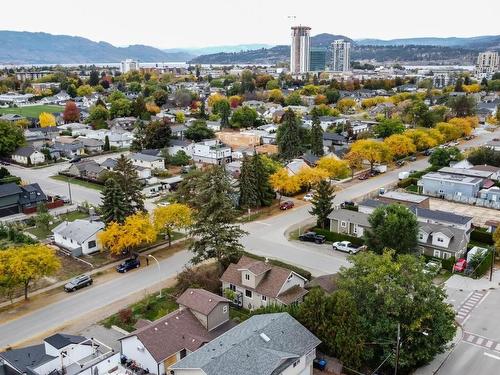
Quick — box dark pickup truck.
[299,232,326,244]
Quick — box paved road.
[1,128,498,349]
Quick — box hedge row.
[472,250,493,279]
[397,177,419,188]
[470,229,494,245]
[0,176,21,185]
[312,228,365,246]
[422,254,456,272]
[242,251,312,281]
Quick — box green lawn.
[27,210,89,239]
[51,175,104,191]
[0,105,64,118]
[101,287,178,332]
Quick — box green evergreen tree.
[310,113,324,156]
[252,153,275,207]
[100,178,127,224]
[276,109,302,160]
[238,155,259,208]
[309,180,334,228]
[189,165,247,267]
[103,135,110,151]
[111,155,144,215]
[199,101,207,119]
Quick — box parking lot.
[429,199,500,227]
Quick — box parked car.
[299,232,326,244]
[358,172,369,180]
[464,135,475,140]
[116,258,141,273]
[64,274,93,292]
[303,192,314,201]
[280,200,294,210]
[157,201,171,207]
[396,160,406,167]
[398,171,410,180]
[332,241,365,254]
[449,141,459,147]
[409,155,417,161]
[422,148,434,156]
[453,258,467,273]
[69,156,81,163]
[341,201,356,209]
[423,260,442,276]
[181,165,195,174]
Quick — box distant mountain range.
[0,30,499,65]
[190,34,500,65]
[0,31,194,64]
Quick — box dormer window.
[245,274,250,281]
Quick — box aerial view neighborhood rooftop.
[1,1,500,374]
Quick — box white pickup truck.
[332,241,365,254]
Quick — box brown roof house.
[221,256,308,311]
[119,288,236,375]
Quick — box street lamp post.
[148,254,162,298]
[67,178,73,205]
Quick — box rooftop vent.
[260,333,271,342]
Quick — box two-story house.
[120,289,236,375]
[128,152,165,170]
[220,256,308,311]
[170,313,320,375]
[168,139,194,158]
[0,183,47,218]
[419,172,483,199]
[192,140,231,165]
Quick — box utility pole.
[67,178,73,205]
[394,323,401,375]
[490,248,495,282]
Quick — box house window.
[229,283,236,291]
[245,274,250,281]
[262,295,267,302]
[88,240,96,248]
[180,349,187,359]
[293,359,300,368]
[245,289,252,298]
[340,221,347,228]
[418,233,424,240]
[222,305,228,313]
[352,225,358,234]
[443,252,451,259]
[433,250,441,258]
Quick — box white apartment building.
[475,51,499,80]
[120,59,140,73]
[193,140,231,165]
[290,26,311,74]
[331,39,351,72]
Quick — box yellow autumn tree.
[207,93,227,108]
[463,84,481,93]
[403,129,439,151]
[175,112,186,123]
[448,117,477,136]
[0,244,61,300]
[297,166,329,191]
[269,168,301,199]
[316,156,350,179]
[346,139,392,171]
[39,112,56,127]
[384,134,417,158]
[98,212,157,255]
[146,102,160,114]
[436,122,462,141]
[336,98,357,113]
[153,203,192,246]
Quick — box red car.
[453,258,467,273]
[280,200,294,210]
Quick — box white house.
[192,140,231,165]
[0,333,120,375]
[52,219,105,256]
[168,139,194,157]
[12,146,45,165]
[128,152,165,170]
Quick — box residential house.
[52,220,105,256]
[479,186,500,203]
[377,191,430,209]
[170,124,188,139]
[220,255,309,311]
[66,160,106,181]
[0,333,119,375]
[327,207,469,259]
[108,117,137,130]
[302,115,343,131]
[128,152,165,170]
[53,137,85,158]
[192,140,231,165]
[216,130,261,149]
[86,129,134,149]
[419,172,483,199]
[120,289,236,375]
[205,120,221,132]
[58,123,92,136]
[170,313,320,375]
[77,137,104,154]
[24,126,60,142]
[0,113,26,122]
[285,159,310,176]
[167,139,194,158]
[100,158,151,180]
[470,165,500,181]
[11,146,45,165]
[0,183,47,217]
[322,132,348,152]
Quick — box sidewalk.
[445,268,500,291]
[0,238,186,309]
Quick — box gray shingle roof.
[129,152,163,162]
[327,208,371,227]
[410,207,472,225]
[44,333,88,349]
[171,313,320,375]
[52,220,104,244]
[0,345,55,374]
[0,183,23,198]
[13,146,37,158]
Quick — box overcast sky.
[3,0,499,49]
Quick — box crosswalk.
[463,332,500,352]
[456,290,488,324]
